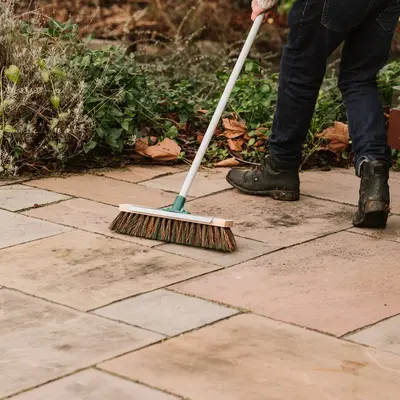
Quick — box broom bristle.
[110,212,237,252]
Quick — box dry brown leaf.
[316,121,349,154]
[135,138,149,153]
[215,158,241,167]
[222,118,247,138]
[317,121,349,144]
[228,138,244,151]
[136,138,181,161]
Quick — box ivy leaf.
[121,119,130,131]
[83,140,97,153]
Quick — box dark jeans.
[269,0,400,175]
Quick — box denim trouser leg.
[338,7,398,175]
[268,0,400,172]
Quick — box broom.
[110,14,265,252]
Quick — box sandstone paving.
[300,170,400,213]
[346,314,400,356]
[94,289,238,336]
[25,174,176,207]
[97,164,184,183]
[24,197,161,247]
[139,168,232,197]
[173,231,400,336]
[0,289,163,399]
[350,214,400,243]
[9,369,180,400]
[184,190,354,248]
[0,209,71,249]
[157,236,274,266]
[99,313,400,400]
[0,184,69,211]
[0,230,220,311]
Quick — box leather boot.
[226,157,300,201]
[353,160,390,228]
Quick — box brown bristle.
[109,212,237,252]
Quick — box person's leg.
[339,1,400,227]
[267,0,346,168]
[226,0,347,199]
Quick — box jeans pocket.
[321,0,374,32]
[377,1,400,35]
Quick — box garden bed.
[1,0,400,177]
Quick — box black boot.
[226,157,300,201]
[353,160,390,228]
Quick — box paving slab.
[346,314,400,356]
[99,313,400,400]
[350,215,400,243]
[25,175,176,207]
[139,169,231,197]
[301,170,400,213]
[0,209,71,249]
[94,289,238,336]
[0,184,69,211]
[184,190,354,248]
[9,369,179,400]
[0,290,163,399]
[300,170,359,205]
[24,198,161,247]
[97,165,184,183]
[157,236,273,267]
[173,231,400,336]
[0,230,219,311]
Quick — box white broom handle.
[178,13,265,199]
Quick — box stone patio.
[1,165,400,399]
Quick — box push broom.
[110,14,265,252]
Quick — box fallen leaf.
[222,118,247,138]
[316,121,349,154]
[215,158,240,167]
[135,138,149,153]
[228,138,244,151]
[197,134,204,143]
[136,137,181,161]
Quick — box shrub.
[0,1,93,175]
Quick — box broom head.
[110,204,237,252]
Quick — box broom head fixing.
[110,204,237,252]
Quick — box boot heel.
[271,190,300,201]
[353,200,390,228]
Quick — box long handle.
[178,14,264,199]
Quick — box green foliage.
[3,0,400,175]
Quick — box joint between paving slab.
[16,207,163,248]
[340,311,400,339]
[93,367,186,399]
[155,225,353,291]
[0,230,73,252]
[0,286,168,337]
[95,312,241,365]
[0,367,91,400]
[346,228,400,246]
[10,197,72,214]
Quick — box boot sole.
[226,176,300,201]
[353,201,390,229]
